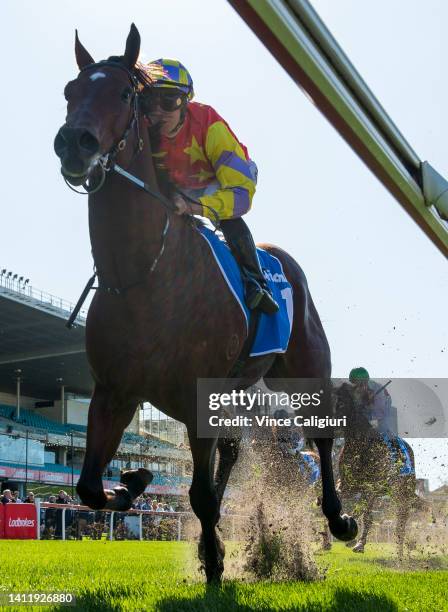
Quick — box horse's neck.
[88,118,189,289]
[339,388,377,442]
[344,420,382,456]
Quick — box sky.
[1,0,446,487]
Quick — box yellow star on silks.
[184,136,208,165]
[192,168,215,182]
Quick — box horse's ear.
[75,30,95,69]
[123,23,140,69]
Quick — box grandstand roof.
[0,285,92,399]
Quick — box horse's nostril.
[79,131,99,154]
[54,132,67,158]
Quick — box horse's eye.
[121,87,132,103]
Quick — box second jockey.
[349,367,393,433]
[138,58,279,315]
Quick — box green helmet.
[349,367,370,383]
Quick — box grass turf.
[0,540,446,611]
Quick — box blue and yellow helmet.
[139,58,194,100]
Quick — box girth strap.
[228,310,261,378]
[66,273,97,329]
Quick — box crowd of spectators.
[1,487,189,540]
[132,494,176,513]
[1,489,77,504]
[0,489,36,504]
[38,493,183,540]
[1,488,180,512]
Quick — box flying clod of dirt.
[231,438,323,582]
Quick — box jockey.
[349,369,412,475]
[138,58,279,315]
[348,367,392,432]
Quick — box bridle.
[63,60,176,327]
[64,61,148,196]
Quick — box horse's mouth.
[61,156,102,187]
[55,125,101,186]
[61,160,105,191]
[61,167,88,186]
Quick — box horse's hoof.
[104,486,133,511]
[205,559,224,585]
[206,571,223,586]
[198,533,225,584]
[329,514,358,542]
[76,483,107,510]
[120,468,153,498]
[352,542,365,553]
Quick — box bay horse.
[53,24,356,582]
[334,384,427,557]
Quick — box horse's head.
[54,24,142,186]
[334,383,373,438]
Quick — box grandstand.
[0,273,191,499]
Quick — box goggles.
[145,89,186,112]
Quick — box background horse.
[334,384,428,557]
[54,24,356,583]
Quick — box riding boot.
[220,218,279,315]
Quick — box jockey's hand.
[173,194,190,215]
[173,194,203,216]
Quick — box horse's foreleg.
[188,432,224,584]
[314,437,358,541]
[353,502,374,553]
[215,436,240,505]
[77,385,149,510]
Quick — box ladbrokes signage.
[8,517,35,527]
[0,504,37,539]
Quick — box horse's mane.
[102,57,173,194]
[104,55,153,88]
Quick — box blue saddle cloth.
[198,226,293,357]
[381,433,415,476]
